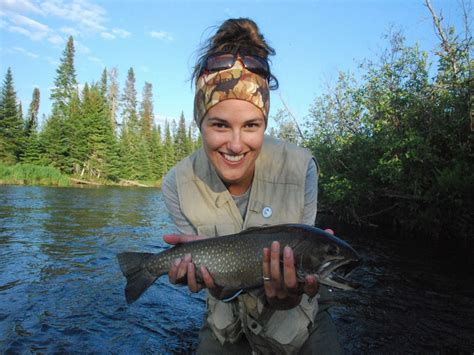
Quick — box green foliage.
[304,25,473,240]
[0,163,70,186]
[0,68,23,163]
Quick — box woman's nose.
[227,131,244,154]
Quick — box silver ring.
[262,276,271,281]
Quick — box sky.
[0,0,469,129]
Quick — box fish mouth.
[318,259,361,290]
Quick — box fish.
[117,224,361,304]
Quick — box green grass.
[0,163,71,186]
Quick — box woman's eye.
[213,123,227,128]
[245,123,259,129]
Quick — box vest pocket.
[206,295,242,344]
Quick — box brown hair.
[192,18,279,90]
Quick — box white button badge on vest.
[262,206,272,218]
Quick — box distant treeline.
[0,2,472,240]
[0,36,201,183]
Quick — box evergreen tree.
[45,36,78,171]
[0,68,22,163]
[174,111,190,162]
[108,67,119,132]
[163,120,175,173]
[22,87,41,164]
[81,84,119,179]
[149,124,165,179]
[140,82,154,141]
[25,88,40,136]
[121,67,138,132]
[50,36,77,115]
[119,67,151,179]
[100,68,108,98]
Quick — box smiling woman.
[158,18,343,354]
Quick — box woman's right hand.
[163,234,217,293]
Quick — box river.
[1,185,473,353]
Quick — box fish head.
[296,228,361,290]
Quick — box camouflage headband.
[194,60,270,127]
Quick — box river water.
[1,185,473,353]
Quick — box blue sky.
[0,0,468,129]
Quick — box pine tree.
[25,88,40,136]
[45,36,78,171]
[121,67,138,132]
[163,120,175,173]
[119,67,151,179]
[82,84,119,179]
[174,111,189,162]
[22,87,41,164]
[140,82,154,141]
[108,67,119,132]
[0,68,23,163]
[50,36,77,115]
[149,124,165,179]
[100,68,108,98]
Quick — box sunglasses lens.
[242,56,269,78]
[202,53,269,79]
[206,54,236,71]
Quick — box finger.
[283,246,298,290]
[200,266,216,289]
[270,241,282,290]
[262,247,275,298]
[187,263,202,293]
[324,228,335,235]
[304,275,319,297]
[176,253,191,282]
[163,234,206,245]
[168,258,181,284]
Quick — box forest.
[0,3,472,241]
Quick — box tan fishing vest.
[174,136,318,354]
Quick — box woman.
[162,18,342,354]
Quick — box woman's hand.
[262,241,318,310]
[262,228,335,309]
[163,234,215,293]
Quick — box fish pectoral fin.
[209,286,243,301]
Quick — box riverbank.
[0,163,161,188]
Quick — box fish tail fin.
[117,252,160,304]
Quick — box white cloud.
[11,46,39,58]
[149,31,174,41]
[41,0,107,33]
[0,18,7,28]
[9,25,47,41]
[101,32,115,40]
[48,34,64,45]
[11,14,49,32]
[112,28,130,38]
[0,0,43,15]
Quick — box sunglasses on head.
[200,52,270,80]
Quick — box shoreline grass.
[0,163,161,188]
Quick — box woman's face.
[201,99,265,195]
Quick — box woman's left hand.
[262,241,319,310]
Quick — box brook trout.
[117,224,361,304]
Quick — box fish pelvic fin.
[117,252,159,304]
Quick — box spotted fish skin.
[117,224,361,304]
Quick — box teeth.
[224,154,244,162]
